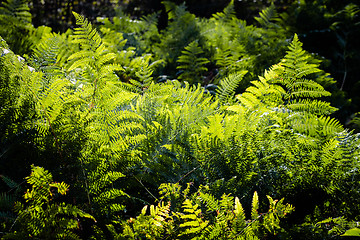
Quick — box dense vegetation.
[1,0,360,239]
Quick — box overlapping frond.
[29,33,65,76]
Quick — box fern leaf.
[180,199,209,236]
[255,3,279,28]
[0,174,18,189]
[198,191,219,212]
[234,197,245,222]
[30,32,64,76]
[212,0,236,22]
[176,41,209,84]
[251,191,259,220]
[217,71,247,103]
[287,99,337,115]
[0,0,32,24]
[318,116,344,136]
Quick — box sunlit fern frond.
[217,71,247,103]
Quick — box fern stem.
[175,167,199,184]
[340,64,347,90]
[340,33,348,91]
[134,176,158,201]
[88,78,98,110]
[8,216,18,232]
[6,180,26,193]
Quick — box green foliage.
[189,35,360,240]
[237,34,337,116]
[176,41,209,84]
[212,0,236,22]
[118,184,293,239]
[0,175,19,234]
[0,0,33,54]
[4,165,94,239]
[1,2,360,240]
[342,228,360,237]
[217,71,248,103]
[154,1,203,78]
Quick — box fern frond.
[320,138,341,165]
[0,174,18,189]
[68,12,124,80]
[236,34,336,118]
[180,199,209,236]
[318,116,344,136]
[0,0,32,24]
[0,192,15,210]
[251,191,259,220]
[217,71,247,103]
[71,12,101,51]
[7,166,95,239]
[233,196,246,230]
[286,113,343,137]
[89,169,125,195]
[198,191,220,212]
[29,32,65,76]
[163,1,194,23]
[212,0,236,22]
[280,34,320,79]
[287,99,337,115]
[255,3,279,28]
[56,202,95,221]
[176,41,209,84]
[236,73,284,109]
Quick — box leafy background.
[1,0,360,239]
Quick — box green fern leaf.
[212,0,236,22]
[255,3,279,28]
[176,41,209,84]
[217,71,248,103]
[251,191,259,220]
[180,199,209,236]
[0,0,32,24]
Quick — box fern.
[0,0,34,54]
[68,12,123,83]
[0,41,66,150]
[28,32,66,77]
[87,158,129,217]
[217,71,248,103]
[0,0,31,23]
[155,1,202,78]
[212,0,236,22]
[63,14,146,225]
[255,3,280,28]
[177,40,210,84]
[118,184,293,239]
[4,165,94,239]
[179,198,209,236]
[237,34,337,117]
[0,175,18,231]
[118,201,175,239]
